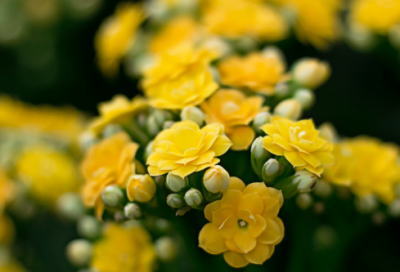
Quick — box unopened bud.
[274,82,290,98]
[180,107,204,126]
[56,193,86,220]
[127,175,156,203]
[203,166,230,194]
[318,123,338,143]
[114,211,126,222]
[176,206,191,216]
[389,24,400,50]
[293,58,330,89]
[166,173,188,192]
[274,169,318,198]
[101,185,124,207]
[261,159,280,183]
[66,239,93,267]
[166,194,184,209]
[124,203,142,220]
[144,141,154,161]
[184,188,203,207]
[102,124,122,138]
[346,23,376,52]
[253,112,271,132]
[355,195,378,213]
[388,199,400,217]
[296,193,313,210]
[293,88,315,109]
[313,179,332,198]
[274,99,302,120]
[155,236,177,262]
[77,216,102,239]
[79,131,98,152]
[251,137,271,177]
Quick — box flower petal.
[248,215,267,238]
[263,136,284,156]
[284,150,306,167]
[223,251,249,268]
[204,200,221,222]
[228,177,245,191]
[244,244,272,265]
[237,193,264,215]
[171,165,198,178]
[258,218,284,245]
[228,126,255,151]
[233,230,257,253]
[199,223,228,255]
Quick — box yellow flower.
[126,174,156,202]
[261,116,334,176]
[200,89,266,150]
[199,177,284,268]
[142,46,218,109]
[147,120,232,178]
[201,0,287,41]
[322,144,356,187]
[92,223,155,272]
[217,52,287,95]
[0,215,15,245]
[15,145,81,207]
[89,95,148,135]
[350,0,400,34]
[0,169,15,213]
[81,132,139,218]
[95,3,144,76]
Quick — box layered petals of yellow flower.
[92,223,155,272]
[147,120,232,178]
[261,116,334,176]
[199,178,284,268]
[142,46,219,109]
[202,0,288,41]
[89,95,147,135]
[81,132,139,218]
[217,52,287,95]
[95,3,144,76]
[201,89,266,150]
[322,144,356,187]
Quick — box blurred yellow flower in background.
[95,3,144,76]
[1,261,28,272]
[201,89,266,150]
[81,132,139,218]
[0,170,15,213]
[0,215,15,245]
[199,178,284,268]
[15,145,81,207]
[323,144,356,187]
[92,223,155,272]
[261,116,334,176]
[89,95,147,134]
[217,52,287,95]
[147,120,232,178]
[350,0,400,34]
[202,0,287,41]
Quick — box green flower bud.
[355,195,378,214]
[124,203,142,220]
[56,193,86,221]
[114,211,126,222]
[166,173,188,192]
[261,158,279,183]
[144,140,154,162]
[155,236,177,262]
[346,23,376,52]
[79,131,98,152]
[184,188,203,207]
[101,185,124,207]
[66,239,93,267]
[102,124,123,138]
[147,114,161,136]
[274,169,318,198]
[163,121,175,130]
[166,194,185,209]
[251,137,271,177]
[293,88,315,109]
[203,165,230,194]
[276,156,294,178]
[176,206,191,216]
[388,199,400,217]
[274,99,302,121]
[274,82,290,99]
[77,216,102,240]
[295,193,313,210]
[180,107,204,126]
[252,112,271,132]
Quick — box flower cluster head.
[147,120,232,178]
[199,178,284,268]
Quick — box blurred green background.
[2,1,400,272]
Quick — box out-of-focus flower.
[199,178,284,268]
[126,174,156,202]
[89,95,147,135]
[217,52,287,95]
[91,223,155,272]
[261,116,334,176]
[292,58,331,89]
[201,89,266,150]
[273,99,302,120]
[322,144,356,187]
[142,46,218,109]
[0,170,14,213]
[15,145,80,207]
[147,120,232,178]
[95,3,144,76]
[349,0,400,34]
[201,0,287,41]
[0,215,15,245]
[81,132,139,218]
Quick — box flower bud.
[261,158,280,183]
[274,169,318,198]
[318,123,338,143]
[166,173,188,192]
[102,185,124,207]
[203,166,230,194]
[273,99,302,120]
[127,175,156,203]
[155,236,177,262]
[124,203,142,220]
[102,124,122,138]
[176,206,191,216]
[56,193,86,221]
[296,193,313,210]
[388,199,400,217]
[355,195,378,214]
[163,121,175,130]
[166,193,185,209]
[147,114,161,136]
[180,107,204,126]
[293,88,315,109]
[144,140,154,161]
[389,24,400,50]
[114,211,126,222]
[274,82,290,99]
[346,23,376,52]
[293,58,330,89]
[252,112,271,132]
[66,239,93,267]
[251,137,271,177]
[184,188,203,207]
[79,131,98,152]
[313,179,332,198]
[77,216,102,240]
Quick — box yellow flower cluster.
[92,223,155,272]
[199,178,284,268]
